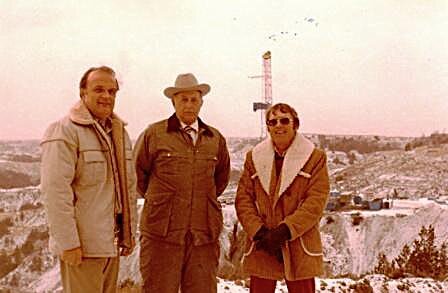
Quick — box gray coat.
[40,101,137,257]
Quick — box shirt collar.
[179,120,199,132]
[166,113,214,137]
[94,116,113,133]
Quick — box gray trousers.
[60,257,119,293]
[140,233,219,293]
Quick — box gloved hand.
[253,225,269,241]
[273,247,283,263]
[255,223,291,258]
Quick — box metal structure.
[250,51,273,138]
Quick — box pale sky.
[1,0,447,139]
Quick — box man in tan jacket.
[135,73,230,293]
[40,66,137,293]
[236,103,329,293]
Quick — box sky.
[1,0,447,140]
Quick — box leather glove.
[274,247,283,263]
[255,223,291,257]
[253,225,269,241]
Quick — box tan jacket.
[135,114,230,245]
[40,101,137,257]
[235,134,329,281]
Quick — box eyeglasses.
[266,117,292,127]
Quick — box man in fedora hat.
[135,73,230,292]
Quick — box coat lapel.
[111,119,133,249]
[252,134,315,200]
[278,134,314,196]
[252,138,274,196]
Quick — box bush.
[119,278,137,289]
[30,255,43,272]
[8,154,40,163]
[349,279,373,293]
[0,251,19,278]
[26,229,49,244]
[325,216,335,225]
[0,169,33,189]
[0,217,14,237]
[404,132,448,151]
[19,203,35,211]
[351,213,363,226]
[325,136,399,154]
[373,225,448,280]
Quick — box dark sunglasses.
[266,117,292,127]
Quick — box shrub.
[373,225,448,280]
[8,154,40,163]
[26,229,49,246]
[30,255,43,272]
[349,279,373,293]
[119,278,137,289]
[351,213,363,226]
[0,251,19,278]
[0,169,33,189]
[325,216,335,225]
[326,136,400,154]
[0,217,14,237]
[19,202,39,211]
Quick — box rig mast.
[250,51,273,138]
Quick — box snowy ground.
[341,198,448,218]
[218,275,448,292]
[15,275,448,293]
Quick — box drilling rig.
[249,51,272,138]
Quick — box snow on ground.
[32,265,61,293]
[218,275,448,292]
[342,199,448,218]
[322,203,448,276]
[341,214,367,274]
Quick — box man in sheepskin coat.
[236,103,329,293]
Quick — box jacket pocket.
[207,194,223,240]
[299,225,323,256]
[195,153,218,177]
[157,151,190,176]
[79,150,107,186]
[143,192,173,237]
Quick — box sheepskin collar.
[69,100,126,126]
[252,133,315,198]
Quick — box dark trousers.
[250,276,315,293]
[140,232,219,293]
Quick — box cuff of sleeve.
[58,239,81,252]
[250,223,265,240]
[281,220,299,241]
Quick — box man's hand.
[120,237,136,256]
[61,247,82,266]
[255,223,291,259]
[253,226,269,241]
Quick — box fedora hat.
[163,73,210,98]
